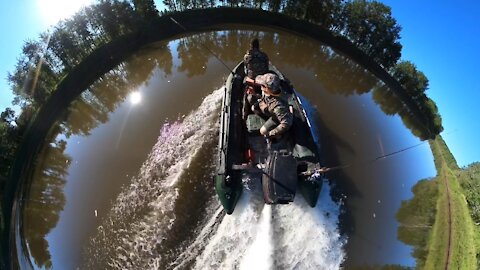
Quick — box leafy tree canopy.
[391,61,429,98]
[341,0,402,68]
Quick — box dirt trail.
[441,161,452,270]
[437,139,453,270]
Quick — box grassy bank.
[456,162,480,268]
[424,137,477,269]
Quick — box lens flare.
[130,91,142,105]
[37,0,93,26]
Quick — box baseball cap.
[256,73,281,95]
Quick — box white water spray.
[83,88,224,269]
[189,180,345,270]
[272,182,346,269]
[240,205,273,270]
[191,193,267,269]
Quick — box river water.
[19,29,436,269]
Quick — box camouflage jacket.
[259,95,293,137]
[244,49,269,79]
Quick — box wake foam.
[189,181,345,270]
[272,182,346,269]
[82,88,224,269]
[190,193,267,269]
[240,205,273,269]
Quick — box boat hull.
[214,174,242,214]
[215,62,323,214]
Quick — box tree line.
[167,0,442,135]
[0,1,443,264]
[0,0,443,180]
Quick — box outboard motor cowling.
[262,150,298,204]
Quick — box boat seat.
[246,114,266,134]
[292,144,315,159]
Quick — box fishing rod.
[318,127,462,173]
[169,17,235,76]
[311,140,429,174]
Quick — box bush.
[457,162,480,223]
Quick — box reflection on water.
[23,135,70,269]
[20,29,436,269]
[396,179,438,268]
[373,84,430,140]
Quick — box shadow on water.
[17,29,435,269]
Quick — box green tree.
[0,109,20,183]
[49,27,87,71]
[7,0,144,118]
[265,0,282,12]
[162,0,179,11]
[83,0,138,41]
[8,39,60,109]
[457,162,480,223]
[132,0,159,19]
[283,0,344,30]
[391,61,428,100]
[372,84,404,116]
[340,0,402,69]
[420,95,443,135]
[391,61,443,136]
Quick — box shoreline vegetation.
[397,135,479,269]
[0,0,476,268]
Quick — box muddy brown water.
[18,29,436,269]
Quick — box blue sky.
[381,0,480,167]
[1,0,479,167]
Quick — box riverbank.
[425,136,478,269]
[456,162,480,269]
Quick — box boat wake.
[185,181,345,270]
[82,87,346,270]
[82,87,224,269]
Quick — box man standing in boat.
[243,38,270,112]
[244,38,269,79]
[245,73,293,140]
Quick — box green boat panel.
[298,176,322,207]
[214,174,242,215]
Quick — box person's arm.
[245,77,258,86]
[252,100,267,114]
[268,104,293,137]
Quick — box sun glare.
[130,91,142,105]
[37,0,94,26]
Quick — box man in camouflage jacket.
[244,38,270,79]
[246,73,293,138]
